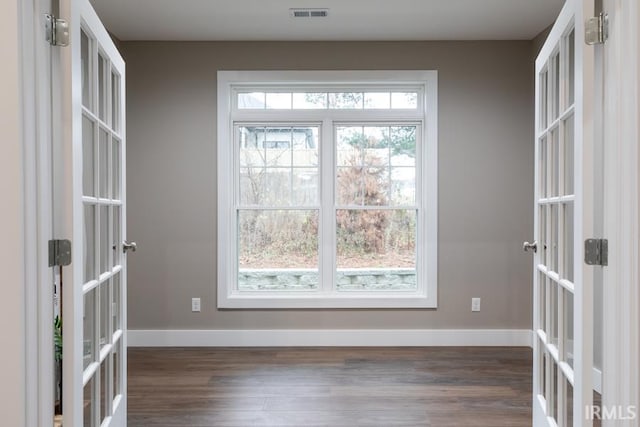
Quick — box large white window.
[217,71,437,308]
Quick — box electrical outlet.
[191,297,201,312]
[471,297,481,312]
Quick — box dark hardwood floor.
[128,347,532,426]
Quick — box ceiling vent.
[290,8,329,18]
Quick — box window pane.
[265,128,292,166]
[112,273,121,333]
[364,92,390,109]
[100,359,108,422]
[83,375,95,427]
[336,167,363,205]
[99,128,109,198]
[81,30,90,108]
[266,92,292,109]
[390,167,415,205]
[567,30,575,105]
[113,340,121,399]
[239,126,265,167]
[337,127,389,206]
[565,378,574,426]
[238,210,319,291]
[239,126,318,207]
[539,205,548,264]
[336,209,416,291]
[553,52,560,120]
[391,92,418,109]
[550,204,559,272]
[363,126,388,165]
[337,126,364,167]
[98,53,107,121]
[563,289,574,368]
[389,126,416,167]
[240,167,265,205]
[563,202,574,282]
[292,169,318,205]
[83,288,96,369]
[112,206,121,267]
[337,125,417,207]
[265,168,291,205]
[551,128,559,197]
[112,137,121,200]
[564,114,574,195]
[539,136,547,198]
[550,360,559,420]
[293,92,327,109]
[539,272,547,330]
[292,127,318,167]
[540,70,548,130]
[238,92,265,109]
[329,92,363,109]
[111,70,120,132]
[99,282,109,349]
[83,116,95,197]
[99,206,109,275]
[550,282,558,347]
[84,205,96,283]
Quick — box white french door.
[532,0,595,426]
[56,0,128,425]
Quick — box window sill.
[217,291,437,309]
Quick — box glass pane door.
[532,1,594,425]
[80,23,125,426]
[63,0,127,424]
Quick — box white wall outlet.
[191,297,201,312]
[471,297,481,312]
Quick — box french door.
[531,0,595,425]
[56,0,128,425]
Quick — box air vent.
[290,8,329,18]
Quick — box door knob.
[123,241,137,253]
[523,241,537,253]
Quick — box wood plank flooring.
[128,347,532,426]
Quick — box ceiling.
[92,0,563,42]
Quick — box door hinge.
[45,14,69,47]
[585,12,608,45]
[49,239,72,267]
[585,238,608,266]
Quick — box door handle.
[523,241,537,253]
[123,241,137,253]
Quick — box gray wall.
[532,25,552,58]
[122,41,535,330]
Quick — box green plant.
[54,315,62,362]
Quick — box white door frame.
[602,0,640,423]
[2,0,31,425]
[7,0,640,425]
[18,0,57,426]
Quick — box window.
[218,71,437,308]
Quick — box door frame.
[20,0,57,425]
[9,0,640,424]
[602,0,640,422]
[19,0,130,424]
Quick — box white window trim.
[217,70,438,309]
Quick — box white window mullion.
[320,118,334,295]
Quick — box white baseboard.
[127,328,533,347]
